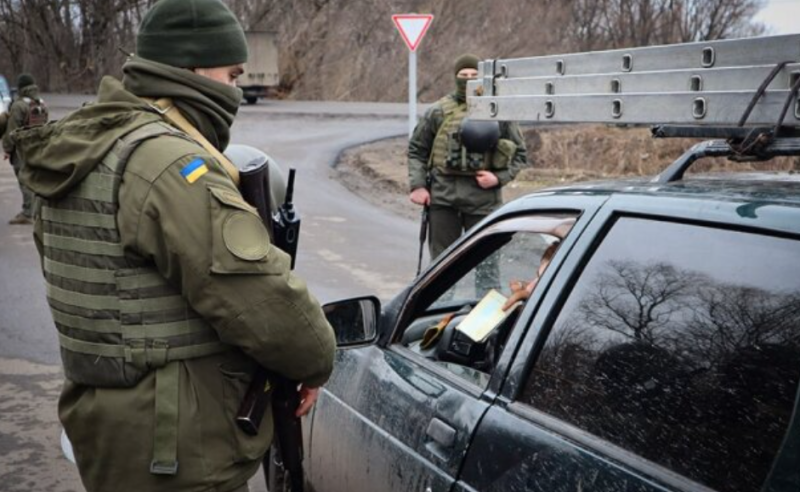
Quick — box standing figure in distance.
[2,73,48,225]
[13,1,335,491]
[408,54,528,261]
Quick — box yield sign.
[392,14,434,52]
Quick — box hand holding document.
[455,289,521,342]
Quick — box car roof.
[516,172,800,209]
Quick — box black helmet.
[460,118,500,153]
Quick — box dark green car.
[308,141,800,492]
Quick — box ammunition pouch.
[432,97,517,175]
[489,138,517,171]
[442,129,489,173]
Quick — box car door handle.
[426,417,457,448]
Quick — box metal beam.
[469,34,800,128]
[469,91,799,126]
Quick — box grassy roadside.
[334,125,799,219]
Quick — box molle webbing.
[430,96,465,169]
[41,120,229,475]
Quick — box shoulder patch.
[180,158,209,184]
[125,135,211,184]
[223,212,270,261]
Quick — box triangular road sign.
[392,14,434,52]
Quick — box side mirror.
[323,296,380,348]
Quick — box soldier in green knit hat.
[13,1,335,491]
[3,72,48,224]
[408,54,528,261]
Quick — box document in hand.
[455,289,519,342]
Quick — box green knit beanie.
[454,54,479,76]
[136,0,248,68]
[17,73,35,89]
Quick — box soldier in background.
[408,54,528,261]
[2,73,48,224]
[13,0,335,491]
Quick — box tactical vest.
[41,120,229,475]
[23,97,48,127]
[429,95,517,175]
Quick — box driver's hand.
[295,385,321,417]
[503,279,536,311]
[509,280,526,293]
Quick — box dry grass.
[336,125,800,215]
[521,125,799,179]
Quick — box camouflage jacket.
[407,93,528,215]
[16,77,336,492]
[2,85,43,164]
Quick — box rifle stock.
[236,163,305,491]
[416,173,433,276]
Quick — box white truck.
[241,31,280,104]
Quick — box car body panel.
[454,405,685,492]
[480,189,800,492]
[308,174,800,492]
[306,344,490,492]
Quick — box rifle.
[236,160,305,492]
[416,173,432,276]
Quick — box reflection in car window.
[520,218,800,492]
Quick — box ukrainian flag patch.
[181,158,209,184]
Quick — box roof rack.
[652,138,800,183]
[468,34,800,132]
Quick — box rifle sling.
[144,97,240,186]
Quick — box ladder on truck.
[467,34,800,181]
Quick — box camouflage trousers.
[428,205,498,295]
[11,162,33,218]
[428,205,486,260]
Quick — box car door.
[456,194,800,492]
[307,195,606,492]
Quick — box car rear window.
[520,217,800,492]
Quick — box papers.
[455,289,517,342]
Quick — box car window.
[400,215,576,388]
[429,232,556,310]
[519,217,800,492]
[0,77,9,98]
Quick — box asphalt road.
[0,96,418,491]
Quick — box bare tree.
[568,0,765,51]
[0,0,151,92]
[683,284,800,364]
[0,0,768,98]
[579,260,699,343]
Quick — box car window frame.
[500,192,800,491]
[387,194,608,397]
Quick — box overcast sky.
[754,0,800,34]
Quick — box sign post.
[392,14,434,138]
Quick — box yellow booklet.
[455,289,518,342]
